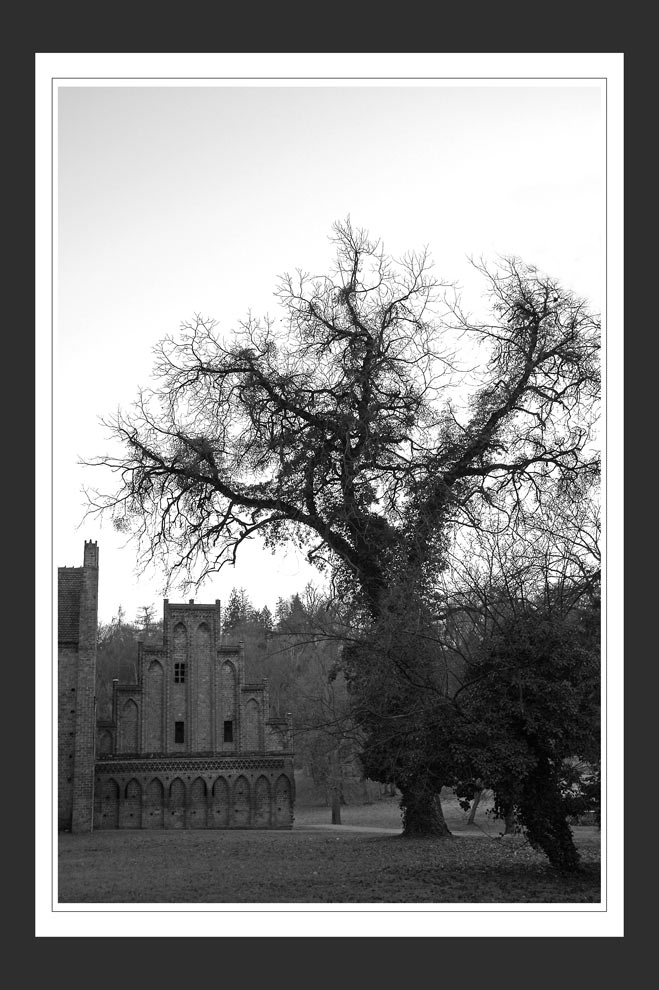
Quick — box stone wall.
[94,756,295,829]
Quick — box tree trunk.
[503,805,516,835]
[518,759,581,872]
[400,781,452,837]
[361,775,373,805]
[524,809,580,871]
[467,788,483,825]
[330,748,342,824]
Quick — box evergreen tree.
[222,587,253,633]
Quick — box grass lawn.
[57,779,600,905]
[295,780,487,832]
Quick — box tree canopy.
[85,219,599,613]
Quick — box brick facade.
[59,544,295,832]
[57,541,99,832]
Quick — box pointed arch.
[232,774,251,827]
[274,774,293,828]
[195,623,212,750]
[211,776,229,828]
[172,623,188,750]
[145,777,165,829]
[173,622,188,687]
[119,699,139,753]
[243,697,262,751]
[189,776,208,828]
[121,777,142,829]
[254,775,271,827]
[145,660,164,751]
[173,623,187,674]
[98,729,113,754]
[220,660,237,750]
[168,776,186,829]
[173,622,187,649]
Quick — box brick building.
[58,543,296,832]
[58,540,99,832]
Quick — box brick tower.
[94,596,295,829]
[58,541,99,832]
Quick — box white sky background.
[38,53,623,938]
[55,79,605,625]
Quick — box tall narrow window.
[223,720,233,743]
[174,662,186,684]
[175,721,185,744]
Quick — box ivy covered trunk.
[400,779,452,838]
[503,804,517,835]
[518,756,581,872]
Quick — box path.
[294,822,601,841]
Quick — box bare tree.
[83,219,600,836]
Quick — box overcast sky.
[53,79,606,626]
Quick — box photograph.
[36,53,623,938]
